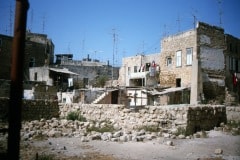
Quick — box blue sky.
[0,0,240,66]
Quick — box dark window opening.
[29,57,35,67]
[83,78,88,87]
[176,78,181,87]
[229,43,233,52]
[145,63,151,71]
[236,59,239,72]
[134,66,138,73]
[34,72,37,81]
[166,57,172,66]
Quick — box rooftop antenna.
[142,41,146,54]
[9,3,13,36]
[176,14,181,32]
[163,24,168,37]
[29,9,34,31]
[115,34,119,66]
[81,38,85,60]
[191,8,198,28]
[111,28,116,86]
[42,15,45,33]
[218,0,223,27]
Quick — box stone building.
[0,31,54,80]
[118,53,160,87]
[224,34,240,104]
[160,21,240,105]
[117,21,240,105]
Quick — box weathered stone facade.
[160,30,196,88]
[197,22,226,103]
[158,22,237,104]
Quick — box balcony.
[129,71,149,79]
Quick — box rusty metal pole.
[7,0,29,159]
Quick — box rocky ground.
[19,130,240,160]
[0,119,240,160]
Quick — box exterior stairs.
[92,91,109,104]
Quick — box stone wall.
[59,103,226,135]
[0,98,59,121]
[226,106,240,122]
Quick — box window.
[186,48,193,65]
[29,57,35,67]
[176,78,181,87]
[166,57,172,66]
[145,63,151,71]
[128,67,131,75]
[176,50,182,67]
[134,66,138,73]
[34,72,37,81]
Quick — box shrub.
[138,125,160,132]
[175,127,187,136]
[36,153,54,160]
[66,111,87,122]
[86,121,115,133]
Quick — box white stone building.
[118,53,161,87]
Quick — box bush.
[138,125,160,132]
[175,127,187,136]
[36,153,54,160]
[86,121,115,133]
[66,111,87,122]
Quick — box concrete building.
[29,67,79,91]
[55,54,119,88]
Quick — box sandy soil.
[20,130,240,160]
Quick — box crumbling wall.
[197,22,226,102]
[60,103,226,135]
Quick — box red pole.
[7,0,29,159]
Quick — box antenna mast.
[9,3,13,36]
[177,14,181,32]
[218,0,223,27]
[29,9,34,31]
[111,28,116,86]
[191,8,198,28]
[42,15,45,33]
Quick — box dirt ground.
[18,130,240,160]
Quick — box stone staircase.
[92,91,109,104]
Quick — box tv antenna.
[111,28,116,85]
[9,3,13,36]
[218,0,223,27]
[191,8,198,28]
[29,9,34,31]
[42,15,45,33]
[176,14,181,32]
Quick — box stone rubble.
[19,118,202,143]
[18,117,239,143]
